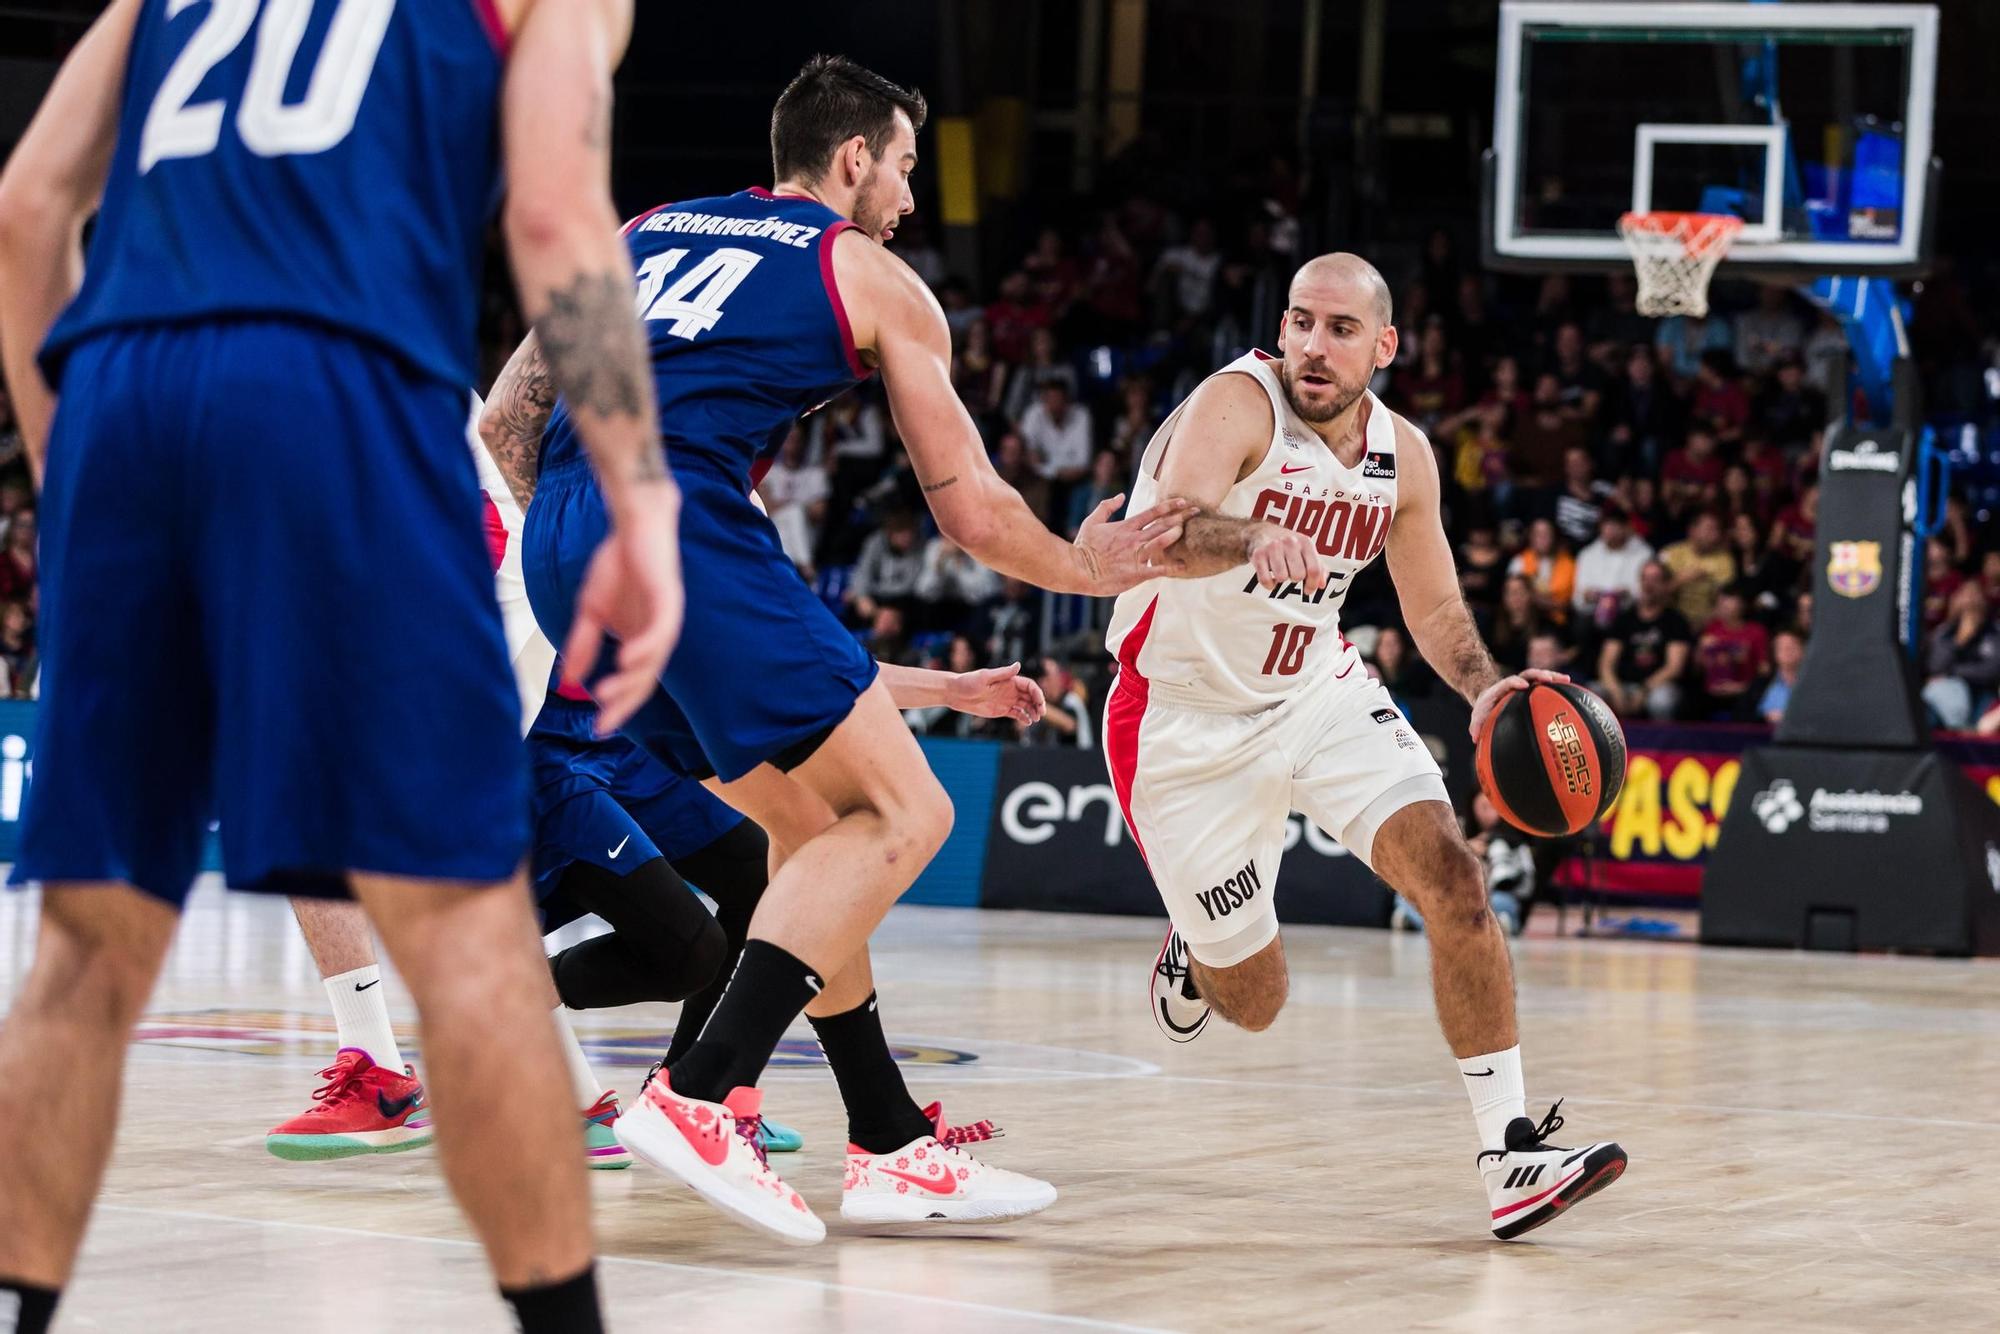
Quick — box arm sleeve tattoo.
[480,336,556,510]
[533,270,668,486]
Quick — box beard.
[1279,360,1367,423]
[852,176,892,241]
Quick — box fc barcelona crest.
[1827,540,1882,599]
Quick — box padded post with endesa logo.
[1705,399,2000,954]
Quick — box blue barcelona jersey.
[538,188,868,491]
[42,0,506,390]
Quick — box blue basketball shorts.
[521,459,879,783]
[525,694,744,910]
[13,321,530,905]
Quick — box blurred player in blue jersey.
[487,55,1190,1244]
[0,2,682,1329]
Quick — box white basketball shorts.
[1102,660,1449,967]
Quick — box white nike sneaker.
[614,1070,824,1246]
[841,1110,1057,1226]
[1478,1100,1627,1241]
[1150,929,1211,1043]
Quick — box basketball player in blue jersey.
[0,1,679,1328]
[488,55,1190,1244]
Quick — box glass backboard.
[1484,2,1938,277]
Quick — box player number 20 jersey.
[1105,351,1404,714]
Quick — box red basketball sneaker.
[265,1048,432,1161]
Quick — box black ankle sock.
[665,940,821,1103]
[0,1277,61,1334]
[500,1264,603,1334]
[810,992,933,1153]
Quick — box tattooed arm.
[477,333,554,510]
[500,0,666,512]
[497,0,680,730]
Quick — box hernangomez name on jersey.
[1106,349,1405,713]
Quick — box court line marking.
[94,1203,1175,1334]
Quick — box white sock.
[324,965,403,1070]
[1459,1045,1528,1151]
[554,1008,606,1110]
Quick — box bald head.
[1290,253,1393,330]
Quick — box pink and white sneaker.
[841,1104,1056,1225]
[614,1073,823,1245]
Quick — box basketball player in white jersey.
[1104,254,1626,1240]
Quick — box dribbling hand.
[562,479,685,735]
[1467,668,1571,740]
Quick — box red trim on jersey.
[470,0,509,55]
[747,186,777,199]
[554,678,594,703]
[1251,348,1277,362]
[622,202,677,236]
[818,220,868,379]
[481,493,508,572]
[749,457,775,491]
[1104,596,1159,865]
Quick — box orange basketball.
[1474,682,1626,837]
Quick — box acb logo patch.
[1827,540,1882,599]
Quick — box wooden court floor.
[3,880,1998,1333]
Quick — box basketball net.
[1617,211,1744,319]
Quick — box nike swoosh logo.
[1280,463,1313,475]
[1465,1068,1495,1076]
[648,1085,731,1166]
[804,974,824,995]
[377,1090,421,1120]
[354,979,380,992]
[878,1163,961,1196]
[607,835,630,859]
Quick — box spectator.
[1718,463,1764,527]
[1507,518,1576,622]
[1980,549,2000,607]
[1921,537,1966,634]
[1661,427,1724,521]
[1586,274,1653,357]
[1552,445,1612,550]
[0,515,34,602]
[952,317,1007,424]
[1655,312,1732,382]
[1546,320,1604,422]
[1019,380,1094,486]
[1450,407,1511,505]
[1760,626,1806,725]
[1152,217,1223,325]
[1692,588,1771,722]
[1106,376,1159,463]
[1370,625,1433,698]
[865,604,915,667]
[1573,506,1653,622]
[1602,342,1682,475]
[1767,482,1817,572]
[763,426,827,557]
[1596,560,1692,721]
[1065,449,1127,536]
[0,480,29,546]
[982,577,1045,666]
[1754,356,1826,450]
[1728,511,1789,613]
[1019,657,1092,748]
[915,534,1001,633]
[0,602,30,697]
[1488,575,1544,674]
[1022,226,1082,315]
[1734,286,1807,375]
[1456,522,1509,622]
[1078,213,1144,341]
[985,270,1050,364]
[1466,791,1535,937]
[846,510,925,624]
[1691,350,1750,438]
[936,275,981,341]
[1660,510,1736,625]
[1003,326,1077,423]
[1923,581,2000,729]
[1526,628,1570,674]
[1510,372,1585,496]
[992,430,1052,523]
[1739,432,1789,511]
[1395,320,1464,436]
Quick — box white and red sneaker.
[841,1104,1056,1226]
[613,1072,823,1245]
[1478,1100,1627,1241]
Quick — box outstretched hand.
[1468,668,1570,740]
[946,661,1046,725]
[1076,494,1196,594]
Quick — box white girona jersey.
[1105,350,1403,713]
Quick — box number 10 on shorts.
[1261,623,1316,676]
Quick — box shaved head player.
[1104,253,1628,1240]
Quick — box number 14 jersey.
[536,189,868,492]
[1105,350,1403,714]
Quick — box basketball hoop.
[1617,212,1744,319]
